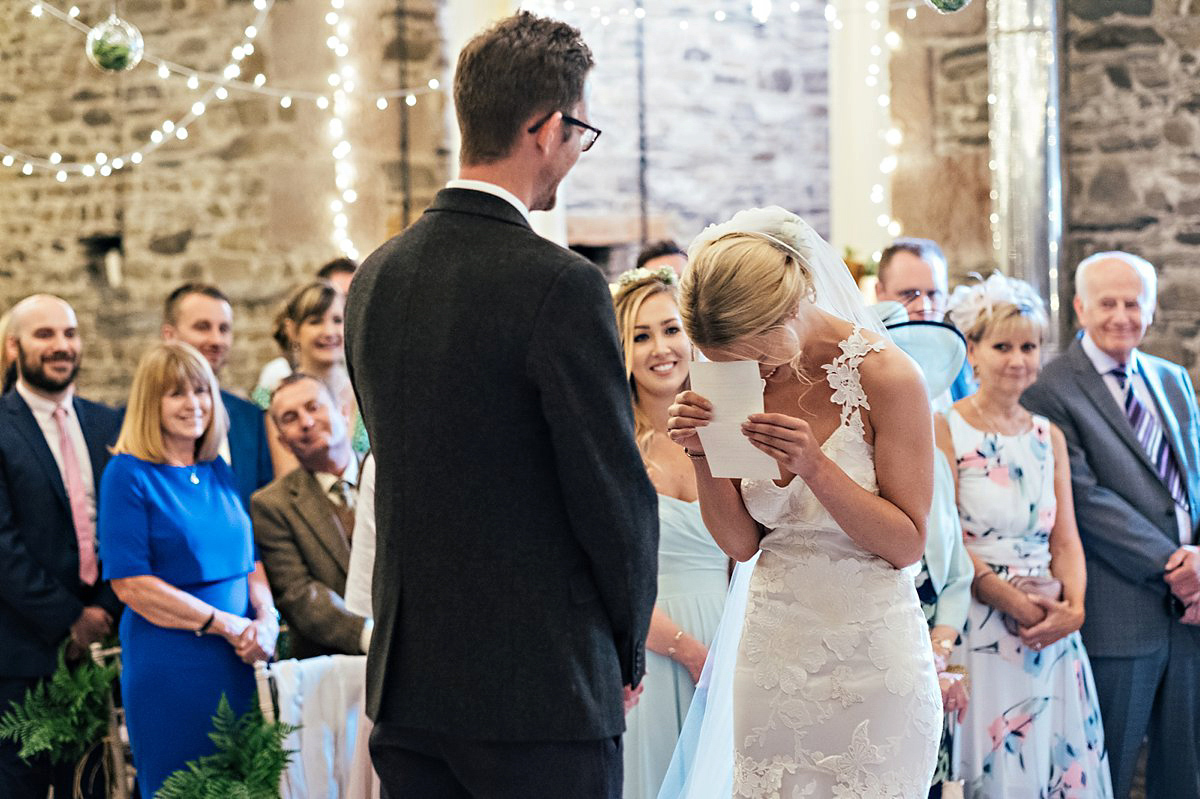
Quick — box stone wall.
[0,0,448,405]
[890,0,1200,382]
[547,1,831,276]
[1064,0,1200,377]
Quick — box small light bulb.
[176,128,188,140]
[343,189,357,203]
[428,78,439,90]
[192,101,206,116]
[151,130,164,143]
[714,10,726,21]
[405,94,416,106]
[224,64,240,80]
[68,5,80,16]
[30,4,43,17]
[328,74,341,87]
[254,73,266,87]
[326,11,338,24]
[280,95,292,108]
[316,97,330,109]
[96,152,108,164]
[49,152,62,164]
[162,120,174,134]
[376,97,388,110]
[55,170,67,182]
[22,163,33,175]
[82,164,96,176]
[232,46,244,61]
[216,87,229,100]
[330,199,343,212]
[245,25,257,38]
[99,164,112,176]
[131,152,143,164]
[112,157,124,169]
[335,44,349,57]
[1,155,13,167]
[243,43,254,56]
[187,75,200,90]
[158,64,171,79]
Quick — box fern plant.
[155,694,299,799]
[0,641,117,764]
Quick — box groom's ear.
[529,111,563,154]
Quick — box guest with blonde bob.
[99,342,279,799]
[939,274,1111,797]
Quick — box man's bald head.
[4,294,82,398]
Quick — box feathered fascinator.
[946,272,1046,335]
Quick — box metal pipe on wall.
[987,0,1066,348]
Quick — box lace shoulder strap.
[821,326,887,433]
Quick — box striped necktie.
[1111,366,1190,511]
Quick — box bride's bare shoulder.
[858,340,927,406]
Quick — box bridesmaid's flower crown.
[616,265,677,289]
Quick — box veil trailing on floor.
[658,207,890,799]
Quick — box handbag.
[1002,575,1062,637]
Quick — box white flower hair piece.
[687,205,817,267]
[946,271,1046,335]
[615,265,677,289]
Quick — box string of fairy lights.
[3,0,946,256]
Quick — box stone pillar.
[987,0,1066,345]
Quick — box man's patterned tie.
[1111,366,1189,512]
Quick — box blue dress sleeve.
[98,455,153,579]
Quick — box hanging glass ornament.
[86,14,145,72]
[925,0,971,12]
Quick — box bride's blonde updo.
[680,232,813,352]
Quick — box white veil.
[658,207,889,799]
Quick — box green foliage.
[0,642,117,765]
[91,40,132,70]
[155,695,299,799]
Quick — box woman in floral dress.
[938,275,1112,798]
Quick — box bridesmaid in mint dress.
[612,268,729,799]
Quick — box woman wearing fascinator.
[938,274,1111,797]
[611,266,730,799]
[663,207,942,798]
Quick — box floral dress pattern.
[946,410,1112,798]
[734,328,942,798]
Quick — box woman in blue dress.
[99,342,279,798]
[612,267,729,799]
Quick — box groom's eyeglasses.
[527,112,602,152]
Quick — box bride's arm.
[744,348,931,568]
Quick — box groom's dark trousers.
[346,188,658,798]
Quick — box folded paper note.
[689,360,779,480]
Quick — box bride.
[664,208,942,798]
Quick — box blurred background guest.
[161,283,274,508]
[256,280,367,475]
[940,275,1110,797]
[252,373,370,659]
[255,259,358,406]
[635,240,688,278]
[0,295,122,799]
[612,267,727,799]
[99,342,279,799]
[0,310,14,394]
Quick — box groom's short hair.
[454,12,594,166]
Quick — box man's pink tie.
[52,406,98,585]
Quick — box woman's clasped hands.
[216,611,278,664]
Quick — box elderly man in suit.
[251,373,369,660]
[1022,252,1200,799]
[0,295,122,798]
[162,283,273,507]
[345,12,657,798]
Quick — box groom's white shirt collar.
[1080,330,1139,375]
[446,179,531,225]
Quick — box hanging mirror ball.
[925,0,972,12]
[85,14,145,72]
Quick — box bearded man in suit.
[0,295,122,798]
[1022,252,1200,799]
[345,12,657,798]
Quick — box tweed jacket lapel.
[1066,340,1159,477]
[286,469,350,574]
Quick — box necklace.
[188,465,199,485]
[970,395,1028,436]
[763,364,781,381]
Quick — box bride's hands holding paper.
[741,413,828,481]
[667,390,713,453]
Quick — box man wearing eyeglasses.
[877,237,974,404]
[345,11,657,799]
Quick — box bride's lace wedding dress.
[733,328,942,798]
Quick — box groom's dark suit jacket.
[345,188,658,741]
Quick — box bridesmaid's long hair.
[613,274,682,462]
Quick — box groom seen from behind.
[345,12,658,799]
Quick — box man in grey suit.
[1022,252,1200,799]
[345,12,657,799]
[251,373,370,660]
